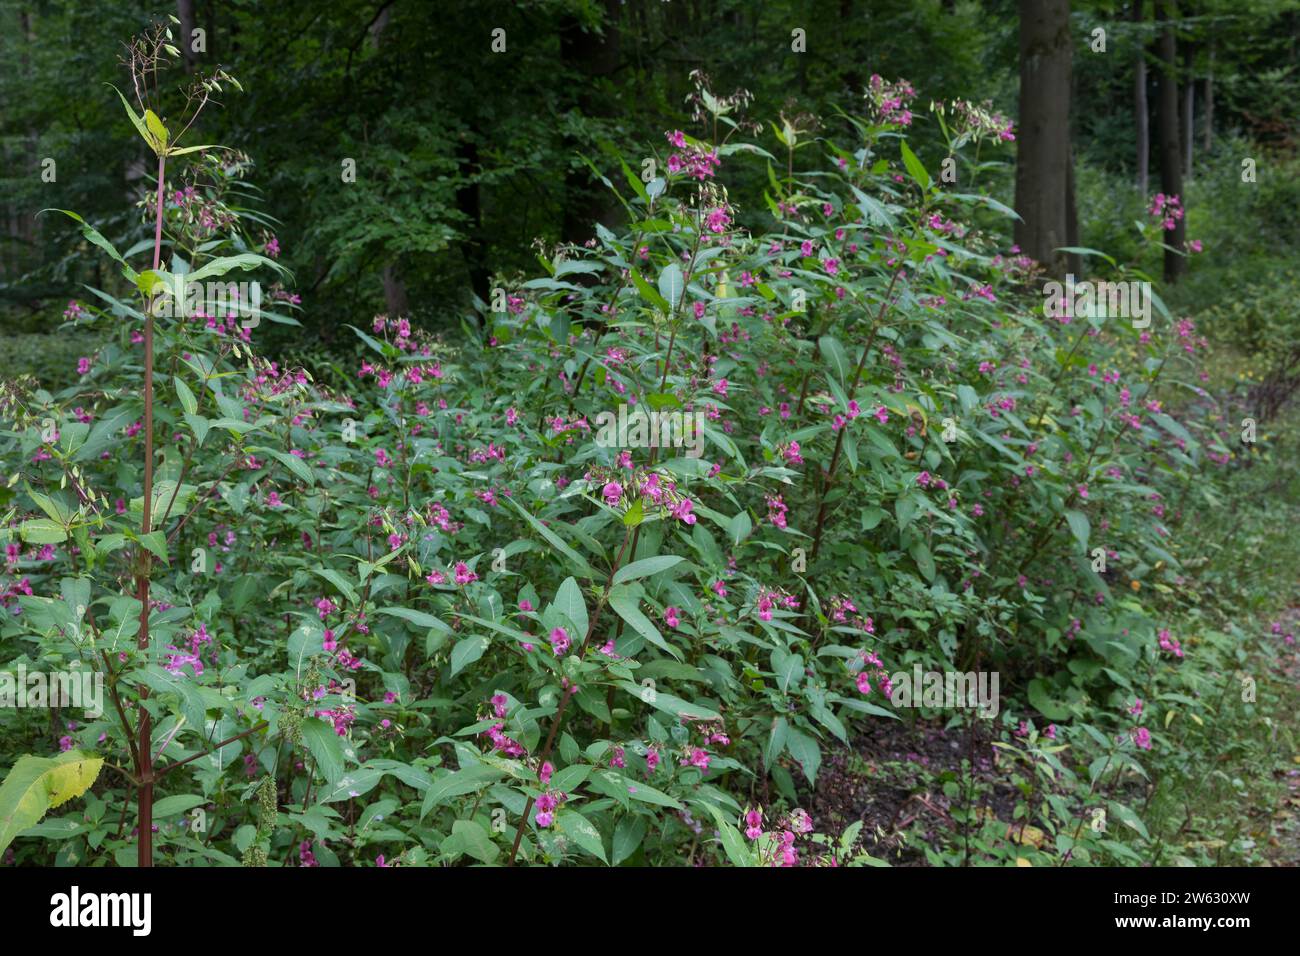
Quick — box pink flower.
[664,606,681,629]
[680,748,711,772]
[454,562,478,585]
[602,481,623,507]
[549,626,571,655]
[671,498,696,525]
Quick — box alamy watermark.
[1043,273,1151,329]
[147,273,263,327]
[0,664,103,718]
[889,666,1000,718]
[594,404,705,458]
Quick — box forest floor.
[808,637,1300,867]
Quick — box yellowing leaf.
[1006,824,1046,848]
[1016,857,1033,867]
[0,750,104,854]
[144,109,169,148]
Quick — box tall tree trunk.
[1014,0,1074,279]
[381,265,410,317]
[1135,0,1150,196]
[1155,1,1187,282]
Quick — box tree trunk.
[1155,1,1187,282]
[1014,0,1074,279]
[369,6,410,314]
[1135,0,1150,196]
[381,264,410,317]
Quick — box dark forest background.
[2,0,1298,375]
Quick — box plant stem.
[808,267,903,561]
[135,151,166,867]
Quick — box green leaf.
[1107,800,1151,841]
[174,376,197,416]
[785,727,821,785]
[40,208,137,282]
[451,635,489,676]
[701,804,756,866]
[108,85,158,154]
[188,253,290,283]
[0,750,104,854]
[421,764,505,818]
[445,819,499,864]
[504,498,598,579]
[138,666,206,735]
[608,585,681,660]
[151,794,207,818]
[765,717,789,770]
[311,569,359,605]
[818,334,852,389]
[631,269,670,312]
[376,607,450,632]
[657,262,684,310]
[612,555,684,585]
[727,510,753,547]
[900,140,930,190]
[1027,678,1072,721]
[19,519,67,545]
[301,718,346,785]
[559,811,607,863]
[136,530,170,565]
[909,539,935,582]
[553,576,589,636]
[616,681,720,720]
[1065,510,1090,550]
[612,815,647,865]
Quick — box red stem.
[135,151,166,867]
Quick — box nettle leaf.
[0,751,104,854]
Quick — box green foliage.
[0,20,1297,870]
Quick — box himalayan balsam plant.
[0,39,1246,868]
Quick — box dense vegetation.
[1,2,1297,868]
